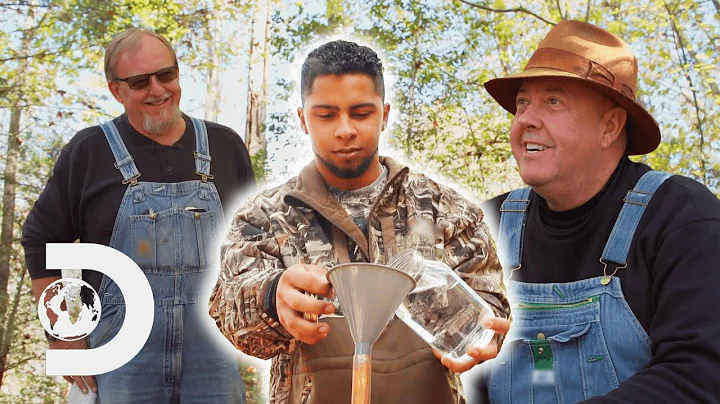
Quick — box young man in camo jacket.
[209,40,511,404]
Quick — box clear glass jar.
[391,250,496,363]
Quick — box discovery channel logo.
[39,244,154,376]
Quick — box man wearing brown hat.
[469,20,720,402]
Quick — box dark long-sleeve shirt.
[474,157,720,403]
[22,113,255,293]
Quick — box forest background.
[1,0,718,402]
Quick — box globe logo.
[38,279,101,341]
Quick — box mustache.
[143,93,172,104]
[521,132,550,144]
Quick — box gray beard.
[143,105,182,135]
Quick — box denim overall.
[88,118,244,403]
[489,171,671,403]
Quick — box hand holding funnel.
[326,263,416,404]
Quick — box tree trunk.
[259,0,270,149]
[205,17,222,122]
[1,267,26,378]
[0,106,23,387]
[0,6,34,385]
[245,0,271,179]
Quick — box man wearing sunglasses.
[22,28,254,403]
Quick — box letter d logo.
[44,243,154,375]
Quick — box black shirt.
[22,113,256,292]
[477,157,720,403]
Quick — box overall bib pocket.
[179,208,217,269]
[130,208,217,271]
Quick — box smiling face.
[510,77,627,209]
[298,73,390,190]
[107,34,183,138]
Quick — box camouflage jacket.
[209,156,511,403]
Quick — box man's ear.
[297,107,308,134]
[601,106,627,149]
[382,103,391,131]
[108,82,123,104]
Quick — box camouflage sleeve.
[435,187,511,321]
[208,199,297,360]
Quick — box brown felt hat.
[484,20,660,155]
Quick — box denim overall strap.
[190,117,215,203]
[190,117,213,182]
[497,187,532,278]
[99,121,141,185]
[600,171,672,282]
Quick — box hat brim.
[484,67,660,155]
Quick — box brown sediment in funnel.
[326,263,416,404]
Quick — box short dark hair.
[301,40,385,102]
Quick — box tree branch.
[8,337,45,353]
[458,0,557,26]
[663,0,708,185]
[6,354,40,372]
[0,3,48,9]
[585,0,592,22]
[555,0,565,19]
[405,25,423,155]
[0,45,90,63]
[0,237,22,247]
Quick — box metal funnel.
[326,263,416,404]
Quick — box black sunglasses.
[114,65,178,90]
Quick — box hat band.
[524,47,635,99]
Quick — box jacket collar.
[283,156,409,260]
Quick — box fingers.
[468,342,500,362]
[50,338,96,393]
[71,375,89,393]
[277,264,336,344]
[482,317,511,335]
[277,302,330,345]
[282,264,334,297]
[301,263,331,278]
[432,348,480,373]
[82,375,97,393]
[280,287,335,316]
[433,340,502,373]
[69,375,97,394]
